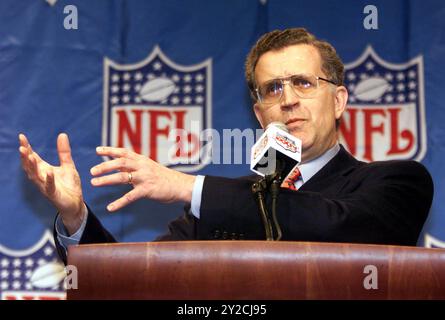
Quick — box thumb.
[57,133,75,167]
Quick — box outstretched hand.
[91,147,196,212]
[19,133,85,233]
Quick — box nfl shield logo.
[0,231,66,300]
[340,46,427,162]
[102,46,212,172]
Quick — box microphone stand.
[268,172,283,241]
[252,178,274,241]
[251,160,285,241]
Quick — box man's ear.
[253,103,265,128]
[334,86,348,120]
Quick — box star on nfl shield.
[0,231,66,300]
[339,46,427,162]
[102,46,212,172]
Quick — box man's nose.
[280,83,300,109]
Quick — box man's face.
[253,44,348,163]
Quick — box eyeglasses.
[255,73,337,105]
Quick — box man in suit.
[19,28,433,263]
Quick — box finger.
[91,171,132,187]
[20,149,34,178]
[45,167,56,196]
[19,146,31,164]
[29,154,45,183]
[22,154,39,183]
[95,146,138,160]
[18,134,33,155]
[19,143,36,176]
[90,157,139,176]
[18,133,29,148]
[19,134,44,164]
[57,133,75,167]
[19,147,46,183]
[19,146,28,157]
[107,189,142,212]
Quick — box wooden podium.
[66,241,445,300]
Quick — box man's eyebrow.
[264,73,309,81]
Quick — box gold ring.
[128,172,133,185]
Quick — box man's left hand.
[91,147,196,212]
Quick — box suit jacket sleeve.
[54,204,197,263]
[54,204,117,264]
[196,160,434,246]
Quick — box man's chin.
[290,131,306,143]
[300,141,316,161]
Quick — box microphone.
[250,122,302,241]
[250,121,302,181]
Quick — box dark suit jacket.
[54,145,434,263]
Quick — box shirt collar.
[298,143,340,184]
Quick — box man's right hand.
[19,133,85,235]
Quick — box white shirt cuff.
[55,205,88,250]
[190,175,205,219]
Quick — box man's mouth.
[285,118,305,128]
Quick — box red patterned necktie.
[281,167,301,191]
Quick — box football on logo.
[139,77,176,102]
[29,262,66,289]
[353,76,390,101]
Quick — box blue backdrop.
[0,0,444,299]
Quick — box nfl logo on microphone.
[102,46,212,172]
[340,46,427,162]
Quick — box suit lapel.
[299,145,362,193]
